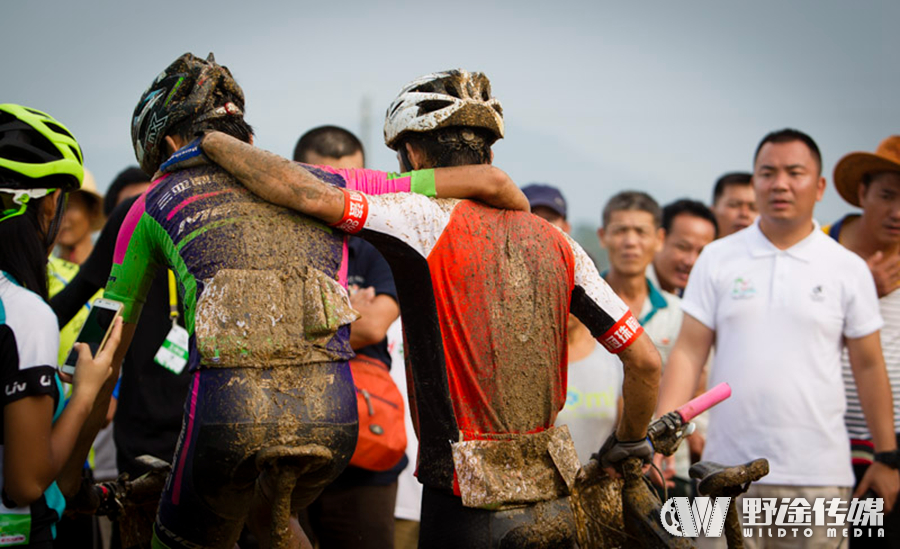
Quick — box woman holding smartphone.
[0,104,122,547]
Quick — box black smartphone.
[61,298,122,375]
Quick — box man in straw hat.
[825,135,900,547]
[55,167,105,265]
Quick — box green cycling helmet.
[0,103,84,223]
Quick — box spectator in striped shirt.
[827,135,900,547]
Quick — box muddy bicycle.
[572,383,770,549]
[67,383,768,549]
[66,444,337,549]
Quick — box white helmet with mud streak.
[383,69,504,150]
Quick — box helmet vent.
[43,122,75,141]
[443,83,462,99]
[417,100,453,116]
[0,141,46,163]
[410,84,436,94]
[68,144,83,163]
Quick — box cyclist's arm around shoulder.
[432,164,529,212]
[335,163,526,211]
[200,131,345,224]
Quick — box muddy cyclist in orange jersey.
[195,69,663,548]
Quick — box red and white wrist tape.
[598,310,644,354]
[329,188,368,234]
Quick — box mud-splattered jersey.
[353,193,643,492]
[105,159,434,372]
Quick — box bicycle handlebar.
[675,382,731,423]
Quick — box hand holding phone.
[60,319,123,412]
[62,299,124,376]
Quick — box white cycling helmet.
[383,69,504,150]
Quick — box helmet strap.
[42,192,67,250]
[398,145,414,173]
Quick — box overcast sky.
[3,0,898,230]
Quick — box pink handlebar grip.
[676,382,731,423]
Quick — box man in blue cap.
[522,183,570,233]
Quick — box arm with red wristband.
[197,131,528,228]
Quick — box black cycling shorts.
[419,486,576,549]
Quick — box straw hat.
[69,167,106,230]
[833,135,900,207]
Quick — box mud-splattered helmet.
[132,52,245,175]
[383,69,504,150]
[0,104,83,223]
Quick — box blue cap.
[522,183,567,219]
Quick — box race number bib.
[154,323,189,374]
[0,501,30,546]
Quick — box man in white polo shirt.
[656,129,899,548]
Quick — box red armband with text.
[598,310,644,354]
[329,188,369,234]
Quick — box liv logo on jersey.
[4,381,25,396]
[661,497,731,538]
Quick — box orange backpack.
[348,355,407,471]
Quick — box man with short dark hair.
[657,128,898,547]
[294,125,366,170]
[199,68,662,547]
[595,191,697,494]
[293,126,404,549]
[650,199,717,295]
[711,171,757,237]
[826,135,900,547]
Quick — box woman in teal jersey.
[0,104,121,547]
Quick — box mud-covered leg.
[248,477,307,549]
[250,445,334,549]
